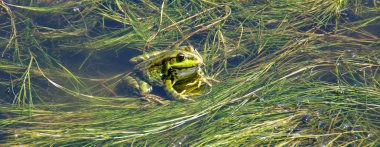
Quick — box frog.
[116,45,207,103]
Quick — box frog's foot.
[178,90,195,101]
[185,77,212,88]
[176,94,195,102]
[141,94,169,105]
[164,86,195,102]
[197,76,219,87]
[164,77,196,101]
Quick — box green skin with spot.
[120,46,205,101]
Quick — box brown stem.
[1,0,17,57]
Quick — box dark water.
[60,48,141,76]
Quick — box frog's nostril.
[177,53,185,62]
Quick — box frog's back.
[133,57,168,87]
[143,63,165,86]
[130,50,165,63]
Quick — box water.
[0,0,379,146]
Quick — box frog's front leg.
[164,77,194,101]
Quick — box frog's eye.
[177,53,185,62]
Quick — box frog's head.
[176,45,201,62]
[171,45,203,68]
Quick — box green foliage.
[0,0,379,146]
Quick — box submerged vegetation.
[1,0,380,146]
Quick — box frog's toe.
[181,96,195,102]
[164,88,193,101]
[176,93,195,102]
[142,94,169,105]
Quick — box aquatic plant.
[0,0,379,146]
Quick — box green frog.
[116,45,207,102]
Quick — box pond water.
[0,0,379,146]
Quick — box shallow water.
[0,0,380,146]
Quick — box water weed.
[0,0,379,146]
